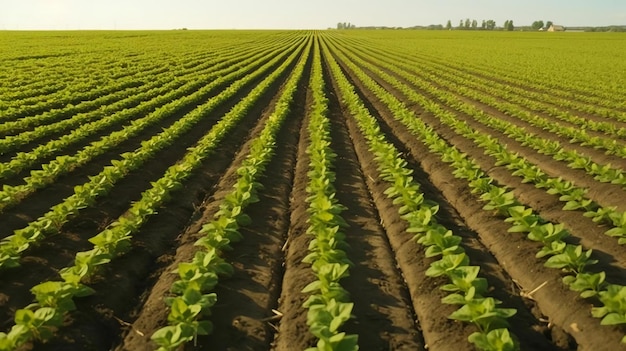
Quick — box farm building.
[548,24,565,31]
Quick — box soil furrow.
[450,94,626,169]
[343,41,626,174]
[331,44,625,350]
[0,51,297,337]
[327,48,562,351]
[323,62,425,350]
[348,57,626,278]
[112,42,309,351]
[3,31,626,351]
[271,67,318,351]
[0,52,290,238]
[189,48,310,351]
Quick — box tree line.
[447,19,497,30]
[335,19,568,31]
[445,19,553,31]
[336,22,356,30]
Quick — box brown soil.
[2,32,626,351]
[273,53,424,351]
[328,40,626,349]
[0,42,302,350]
[343,46,626,278]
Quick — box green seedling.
[527,222,568,244]
[563,272,606,298]
[426,253,470,277]
[306,299,358,351]
[480,187,516,216]
[505,206,540,233]
[544,244,597,273]
[151,323,198,351]
[592,284,626,326]
[468,328,519,351]
[448,297,516,332]
[441,266,489,297]
[417,226,463,257]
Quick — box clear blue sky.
[1,0,625,30]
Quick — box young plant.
[425,253,470,278]
[468,328,519,351]
[448,297,517,332]
[592,284,626,333]
[563,272,606,298]
[544,244,597,274]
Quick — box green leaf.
[563,272,605,297]
[302,280,322,294]
[601,313,626,325]
[151,324,194,350]
[593,284,626,322]
[34,307,58,323]
[606,227,626,238]
[544,245,596,273]
[444,266,488,296]
[0,332,15,350]
[236,213,252,226]
[31,281,78,312]
[14,309,35,326]
[196,320,213,335]
[167,298,202,324]
[449,297,516,332]
[469,328,519,351]
[329,302,353,333]
[425,253,469,277]
[527,223,569,244]
[536,240,566,258]
[328,332,359,351]
[441,293,468,305]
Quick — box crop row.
[1,30,624,351]
[299,38,358,351]
[0,34,298,154]
[0,33,258,114]
[150,35,311,351]
[0,37,305,270]
[323,32,626,347]
[0,35,309,351]
[336,42,626,246]
[322,36,519,350]
[0,36,298,211]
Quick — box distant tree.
[464,18,471,28]
[506,20,514,31]
[531,20,545,30]
[546,20,553,29]
[503,20,509,30]
[458,19,464,29]
[471,19,478,29]
[446,20,452,30]
[337,22,356,30]
[485,20,496,30]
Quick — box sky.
[1,0,625,30]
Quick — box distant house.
[547,24,565,32]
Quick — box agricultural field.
[0,29,625,350]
